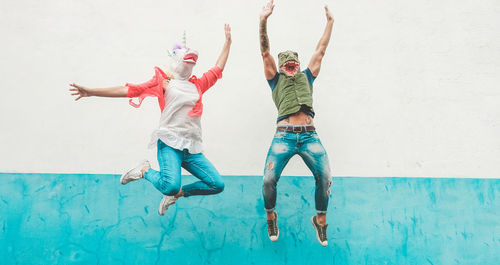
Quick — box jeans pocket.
[304,131,319,139]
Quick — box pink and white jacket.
[125,66,223,153]
[126,66,223,116]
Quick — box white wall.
[0,0,499,178]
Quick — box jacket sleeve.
[196,66,223,94]
[125,67,167,110]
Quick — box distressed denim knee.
[263,173,277,194]
[316,168,332,190]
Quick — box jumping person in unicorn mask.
[259,0,334,246]
[69,24,231,216]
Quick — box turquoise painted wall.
[0,173,498,265]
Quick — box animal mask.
[168,35,199,80]
[278,50,300,76]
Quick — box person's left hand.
[324,5,334,22]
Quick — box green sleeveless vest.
[272,71,314,117]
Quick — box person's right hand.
[69,83,91,101]
[260,0,275,20]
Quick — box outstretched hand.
[260,0,275,20]
[224,24,232,44]
[215,23,232,71]
[324,5,333,22]
[69,83,91,101]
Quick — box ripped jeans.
[262,128,332,214]
[144,140,224,197]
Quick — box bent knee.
[315,172,332,185]
[162,185,181,196]
[263,174,277,189]
[213,181,225,194]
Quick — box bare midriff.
[277,111,314,125]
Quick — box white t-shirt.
[148,79,203,153]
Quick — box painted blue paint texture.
[0,173,499,265]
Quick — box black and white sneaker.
[311,216,328,246]
[267,212,279,242]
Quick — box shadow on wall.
[0,173,499,265]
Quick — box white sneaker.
[158,195,178,216]
[120,160,150,185]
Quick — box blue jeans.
[144,140,224,197]
[263,129,332,214]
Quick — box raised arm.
[308,6,334,77]
[215,24,232,71]
[259,0,277,80]
[69,83,128,101]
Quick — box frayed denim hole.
[271,142,289,154]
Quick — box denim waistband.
[276,124,313,127]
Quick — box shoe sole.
[270,230,279,242]
[120,169,134,185]
[120,161,149,185]
[120,166,139,185]
[158,197,166,216]
[311,216,328,247]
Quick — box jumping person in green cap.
[259,0,334,246]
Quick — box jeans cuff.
[316,210,327,214]
[143,168,152,180]
[265,207,275,212]
[180,187,190,198]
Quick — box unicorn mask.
[168,34,199,80]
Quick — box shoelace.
[317,224,328,241]
[267,220,278,235]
